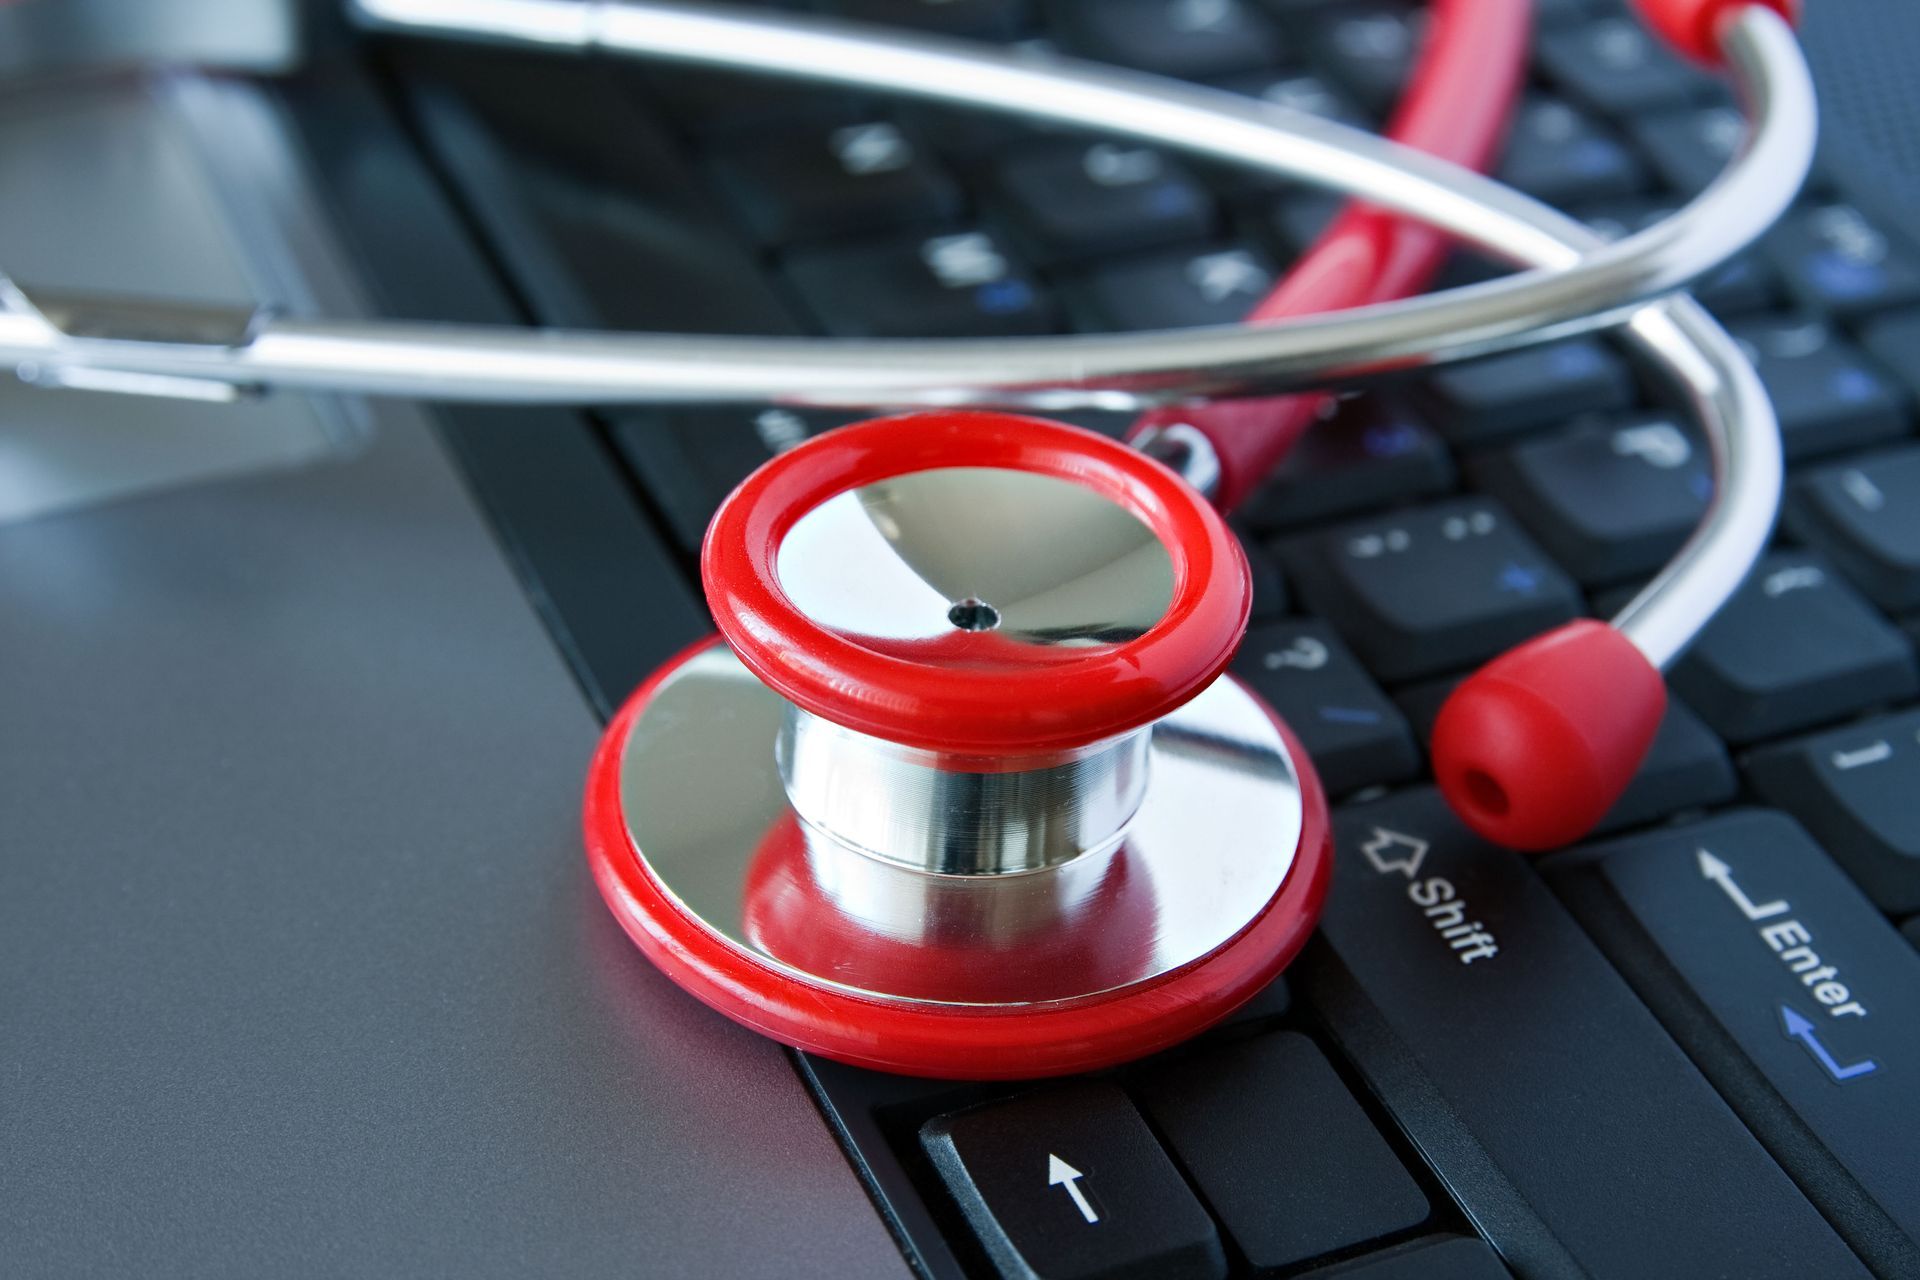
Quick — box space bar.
[1295,789,1869,1280]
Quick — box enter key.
[1552,809,1920,1277]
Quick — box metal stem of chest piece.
[776,704,1154,877]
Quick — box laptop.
[4,1,1918,1276]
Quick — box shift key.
[1298,790,1866,1280]
[1552,810,1920,1278]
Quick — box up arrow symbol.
[1048,1154,1100,1224]
[1696,848,1788,921]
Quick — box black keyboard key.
[1298,790,1868,1280]
[1280,498,1582,682]
[904,101,1067,170]
[1496,97,1648,206]
[1297,1238,1512,1280]
[1238,534,1289,619]
[611,407,851,552]
[1748,709,1920,914]
[1417,338,1637,445]
[1862,307,1920,405]
[1537,16,1716,119]
[1262,189,1344,255]
[1594,696,1737,833]
[1046,0,1287,80]
[993,141,1215,266]
[1469,415,1709,586]
[1730,315,1909,461]
[398,53,798,335]
[1306,5,1421,117]
[922,1084,1226,1280]
[1135,1033,1430,1270]
[706,120,962,247]
[1629,102,1747,195]
[1388,674,1458,744]
[1534,0,1600,24]
[1766,201,1920,318]
[1215,972,1292,1028]
[1240,395,1454,530]
[1905,918,1920,951]
[785,229,1055,336]
[1233,620,1420,796]
[1669,550,1919,743]
[1215,67,1364,128]
[827,0,1035,39]
[1788,446,1920,611]
[640,68,866,138]
[1069,244,1275,330]
[1552,811,1920,1277]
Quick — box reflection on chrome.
[616,644,1305,1008]
[775,467,1175,649]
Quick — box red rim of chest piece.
[700,411,1252,757]
[582,638,1334,1079]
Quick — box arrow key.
[922,1083,1225,1280]
[1136,1032,1431,1271]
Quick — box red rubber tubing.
[1632,0,1799,65]
[1132,0,1533,513]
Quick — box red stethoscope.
[0,0,1811,1076]
[573,0,1806,1077]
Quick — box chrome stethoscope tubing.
[0,0,1813,674]
[1,3,1810,410]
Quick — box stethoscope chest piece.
[583,412,1332,1078]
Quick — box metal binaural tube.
[0,6,1810,409]
[0,4,1808,672]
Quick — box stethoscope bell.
[584,412,1332,1078]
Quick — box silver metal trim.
[1134,422,1223,500]
[0,8,1810,412]
[777,707,1153,877]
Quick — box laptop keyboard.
[365,1,1920,1275]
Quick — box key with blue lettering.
[1069,244,1276,331]
[1416,336,1637,445]
[1468,415,1710,587]
[784,229,1055,337]
[1239,395,1454,532]
[706,120,962,247]
[1728,315,1909,462]
[1297,790,1868,1280]
[991,141,1215,267]
[1495,96,1649,207]
[1765,201,1920,318]
[1552,810,1920,1278]
[1232,620,1419,797]
[1280,498,1581,682]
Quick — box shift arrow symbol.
[1697,849,1788,921]
[1781,1005,1878,1082]
[1048,1154,1099,1224]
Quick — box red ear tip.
[1432,621,1666,852]
[1631,0,1800,65]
